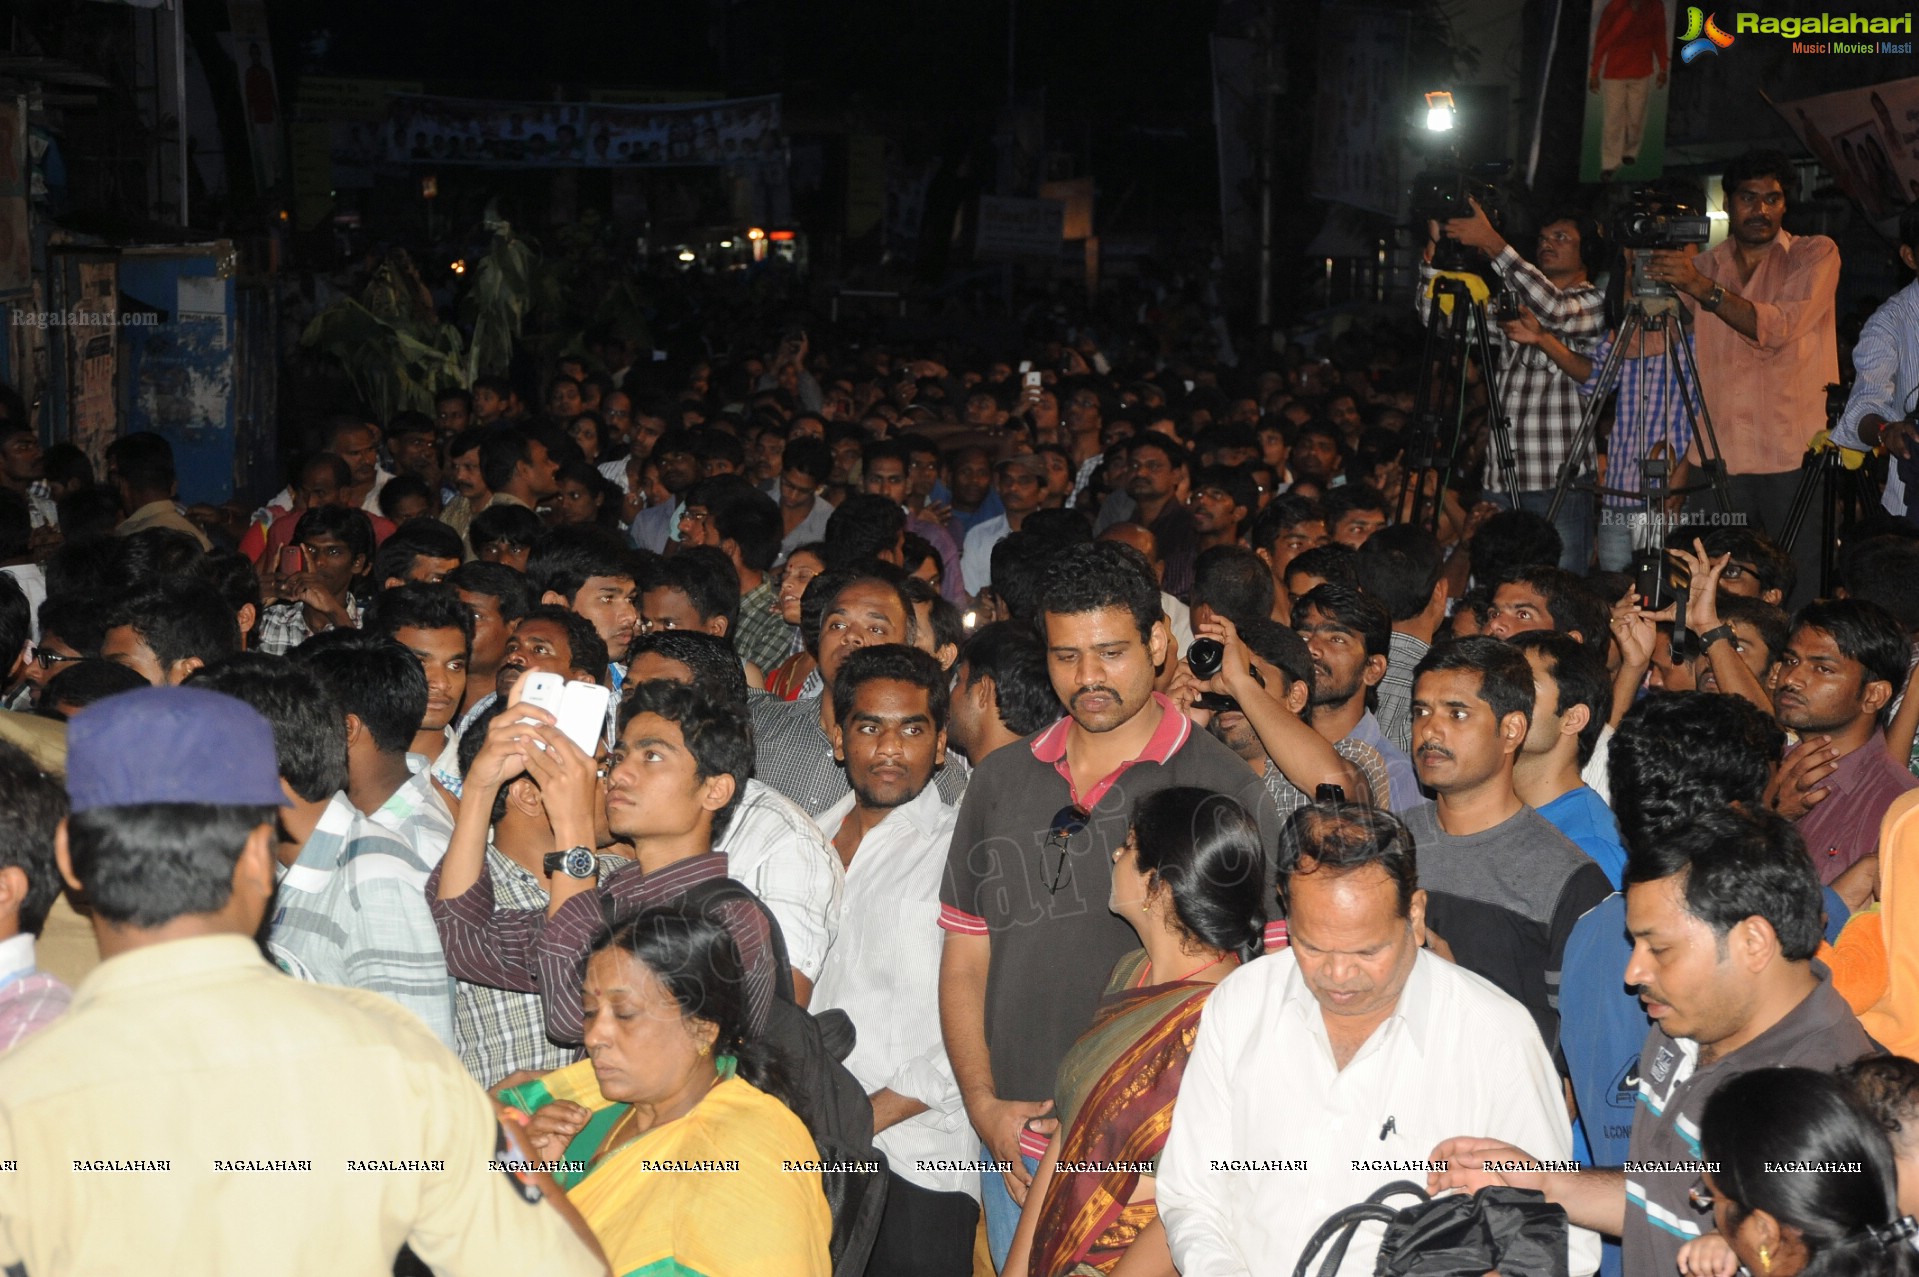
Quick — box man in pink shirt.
[1646,150,1840,606]
[0,743,72,1050]
[1588,0,1670,178]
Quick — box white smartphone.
[517,672,613,755]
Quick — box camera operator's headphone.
[1541,207,1608,277]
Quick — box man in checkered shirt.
[1419,199,1609,571]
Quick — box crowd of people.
[6,143,1919,1277]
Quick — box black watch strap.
[1697,624,1737,650]
[542,847,598,879]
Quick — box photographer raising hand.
[1834,204,1919,524]
[1420,197,1607,570]
[1643,149,1839,607]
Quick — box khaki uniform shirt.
[114,500,212,551]
[0,934,601,1276]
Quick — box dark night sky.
[271,0,1224,144]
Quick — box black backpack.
[1292,1180,1570,1277]
[674,877,887,1277]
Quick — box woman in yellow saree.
[501,903,831,1277]
[1005,787,1269,1277]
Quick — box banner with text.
[380,93,781,168]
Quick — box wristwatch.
[1700,283,1727,313]
[1697,624,1738,650]
[542,846,598,880]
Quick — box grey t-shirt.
[1402,801,1614,1053]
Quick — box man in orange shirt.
[1588,0,1670,178]
[1646,150,1840,607]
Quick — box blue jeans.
[1593,508,1654,573]
[1487,485,1595,573]
[980,1141,1043,1270]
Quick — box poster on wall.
[0,96,29,297]
[69,260,119,469]
[1309,6,1410,217]
[1579,0,1677,182]
[1776,77,1919,234]
[223,0,282,190]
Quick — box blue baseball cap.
[66,686,292,813]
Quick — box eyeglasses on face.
[1045,804,1090,895]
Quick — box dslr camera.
[1187,637,1266,714]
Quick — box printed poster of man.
[1580,0,1676,182]
[1777,77,1919,235]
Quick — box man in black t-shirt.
[937,540,1278,1267]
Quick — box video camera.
[1413,164,1510,273]
[1612,187,1712,250]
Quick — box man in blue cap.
[0,686,607,1276]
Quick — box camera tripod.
[1397,271,1520,534]
[1777,416,1885,598]
[1546,296,1734,541]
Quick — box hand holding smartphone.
[515,672,613,755]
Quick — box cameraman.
[1501,249,1697,572]
[1833,203,1919,523]
[1422,200,1608,570]
[1643,149,1839,604]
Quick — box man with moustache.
[1402,636,1612,1049]
[1433,805,1869,1277]
[1644,149,1840,603]
[811,645,979,1275]
[1772,598,1916,887]
[938,541,1278,1267]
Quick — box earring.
[697,1043,710,1058]
[1758,1245,1771,1275]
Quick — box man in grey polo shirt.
[938,540,1281,1268]
[1432,804,1873,1276]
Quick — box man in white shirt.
[811,644,978,1275]
[1157,802,1597,1277]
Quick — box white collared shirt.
[809,783,975,1198]
[1157,948,1598,1277]
[716,778,844,981]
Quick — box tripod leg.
[1549,310,1639,523]
[1668,326,1734,515]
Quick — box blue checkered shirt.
[1579,327,1698,509]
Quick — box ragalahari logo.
[1680,8,1737,62]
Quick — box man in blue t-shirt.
[1510,631,1626,886]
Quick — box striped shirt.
[1578,327,1698,509]
[427,850,775,1047]
[0,933,69,1052]
[733,579,795,675]
[1418,246,1608,493]
[268,791,457,1048]
[1259,736,1393,817]
[1622,968,1870,1277]
[450,844,625,1088]
[1835,277,1919,517]
[367,760,456,870]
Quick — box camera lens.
[1188,637,1224,680]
